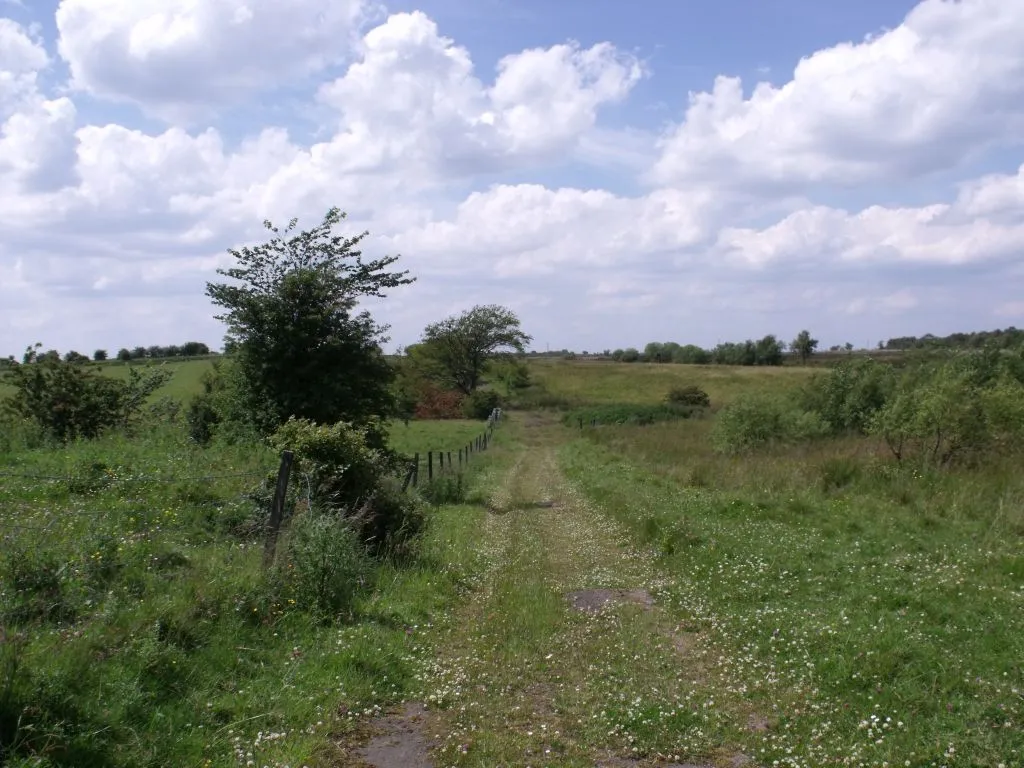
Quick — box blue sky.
[1,0,1023,357]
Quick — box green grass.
[554,364,1024,767]
[523,358,816,410]
[387,418,491,456]
[0,358,215,403]
[0,415,507,767]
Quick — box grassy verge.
[0,420,505,767]
[560,433,1024,767]
[387,419,492,457]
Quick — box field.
[1,356,1021,767]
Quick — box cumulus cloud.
[2,0,1024,354]
[55,0,374,119]
[317,12,643,175]
[651,0,1024,190]
[713,164,1024,270]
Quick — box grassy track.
[398,409,1022,767]
[412,414,755,767]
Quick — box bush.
[565,403,698,427]
[280,512,371,620]
[268,419,422,559]
[711,394,828,453]
[463,389,503,420]
[413,382,465,420]
[419,474,466,506]
[665,385,710,408]
[2,350,171,443]
[868,363,1024,466]
[803,358,896,434]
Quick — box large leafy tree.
[205,207,414,435]
[420,304,531,395]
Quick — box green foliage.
[2,347,171,442]
[279,512,371,620]
[868,356,1024,466]
[463,389,503,420]
[565,403,698,427]
[420,304,532,395]
[791,329,818,364]
[205,207,413,436]
[418,473,466,506]
[268,419,422,558]
[711,393,828,453]
[620,347,640,363]
[665,384,710,408]
[803,357,897,434]
[92,350,107,362]
[489,358,531,395]
[116,348,131,362]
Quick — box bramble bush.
[711,393,828,453]
[267,418,424,559]
[665,384,711,408]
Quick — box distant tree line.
[884,327,1024,351]
[2,341,216,366]
[606,331,819,366]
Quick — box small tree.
[420,305,531,395]
[205,207,414,436]
[93,349,108,362]
[116,348,132,362]
[791,330,818,364]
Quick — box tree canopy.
[420,304,531,395]
[205,207,414,435]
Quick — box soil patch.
[566,588,654,612]
[355,702,434,768]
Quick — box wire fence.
[399,408,503,491]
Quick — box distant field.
[0,357,216,402]
[526,358,817,408]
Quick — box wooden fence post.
[447,451,452,470]
[263,450,294,569]
[401,462,415,492]
[413,453,419,487]
[438,450,444,473]
[428,451,433,482]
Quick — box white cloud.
[652,0,1024,190]
[317,12,643,175]
[2,1,1024,355]
[55,0,374,119]
[715,165,1024,269]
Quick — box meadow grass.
[387,418,492,457]
[0,358,215,403]
[0,416,507,767]
[525,358,816,409]
[555,365,1024,767]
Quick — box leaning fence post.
[263,450,294,568]
[401,462,415,492]
[458,447,463,467]
[428,451,433,482]
[438,450,444,473]
[413,452,419,487]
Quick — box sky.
[2,0,1023,357]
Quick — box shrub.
[803,358,896,434]
[565,403,697,427]
[868,364,1024,466]
[711,394,828,453]
[280,512,371,619]
[419,474,466,506]
[412,382,465,420]
[268,419,421,558]
[463,389,503,420]
[0,547,76,625]
[665,385,710,408]
[2,350,171,443]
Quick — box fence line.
[1,410,505,569]
[400,408,503,491]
